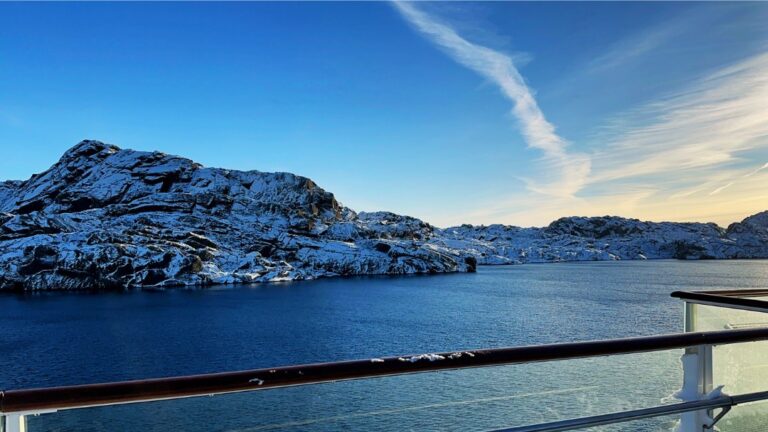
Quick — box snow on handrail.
[3,328,768,414]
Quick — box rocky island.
[435,212,768,265]
[1,140,767,290]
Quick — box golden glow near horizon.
[428,51,768,229]
[446,165,768,228]
[394,3,768,229]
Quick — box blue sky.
[1,2,767,227]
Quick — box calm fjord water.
[2,260,768,431]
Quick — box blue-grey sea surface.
[3,260,768,431]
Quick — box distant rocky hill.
[433,213,768,265]
[0,141,473,290]
[1,140,766,291]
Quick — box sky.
[1,2,767,228]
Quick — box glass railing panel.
[580,414,680,432]
[692,303,768,332]
[713,341,768,432]
[24,350,683,432]
[715,400,768,432]
[690,303,768,431]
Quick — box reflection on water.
[2,260,767,431]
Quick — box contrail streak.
[393,1,590,198]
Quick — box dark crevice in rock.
[2,140,765,291]
[15,199,46,214]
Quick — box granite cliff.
[2,140,766,291]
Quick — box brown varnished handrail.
[672,290,768,311]
[4,327,768,413]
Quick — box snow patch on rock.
[1,140,767,291]
[433,214,768,265]
[0,141,474,290]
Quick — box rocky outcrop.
[2,140,767,291]
[433,214,768,265]
[0,141,472,290]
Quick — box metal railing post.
[679,302,715,432]
[678,347,700,432]
[678,343,715,432]
[700,344,715,430]
[684,302,697,333]
[1,414,26,432]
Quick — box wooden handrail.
[4,328,768,413]
[672,290,768,311]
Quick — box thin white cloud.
[569,51,768,225]
[586,20,683,73]
[668,187,704,200]
[590,52,768,186]
[437,51,768,228]
[709,182,734,196]
[392,2,768,228]
[393,1,590,198]
[743,162,768,178]
[701,161,768,198]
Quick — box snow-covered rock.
[433,214,768,265]
[2,140,767,291]
[0,141,473,290]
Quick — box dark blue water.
[2,260,767,431]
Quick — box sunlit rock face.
[433,214,768,265]
[2,140,766,291]
[725,211,768,257]
[0,140,472,290]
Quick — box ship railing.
[4,323,768,432]
[5,289,768,432]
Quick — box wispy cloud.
[590,52,768,186]
[392,2,768,228]
[586,19,683,73]
[706,161,767,196]
[709,182,734,196]
[393,1,590,198]
[438,51,768,228]
[567,52,768,226]
[668,188,704,200]
[743,162,768,178]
